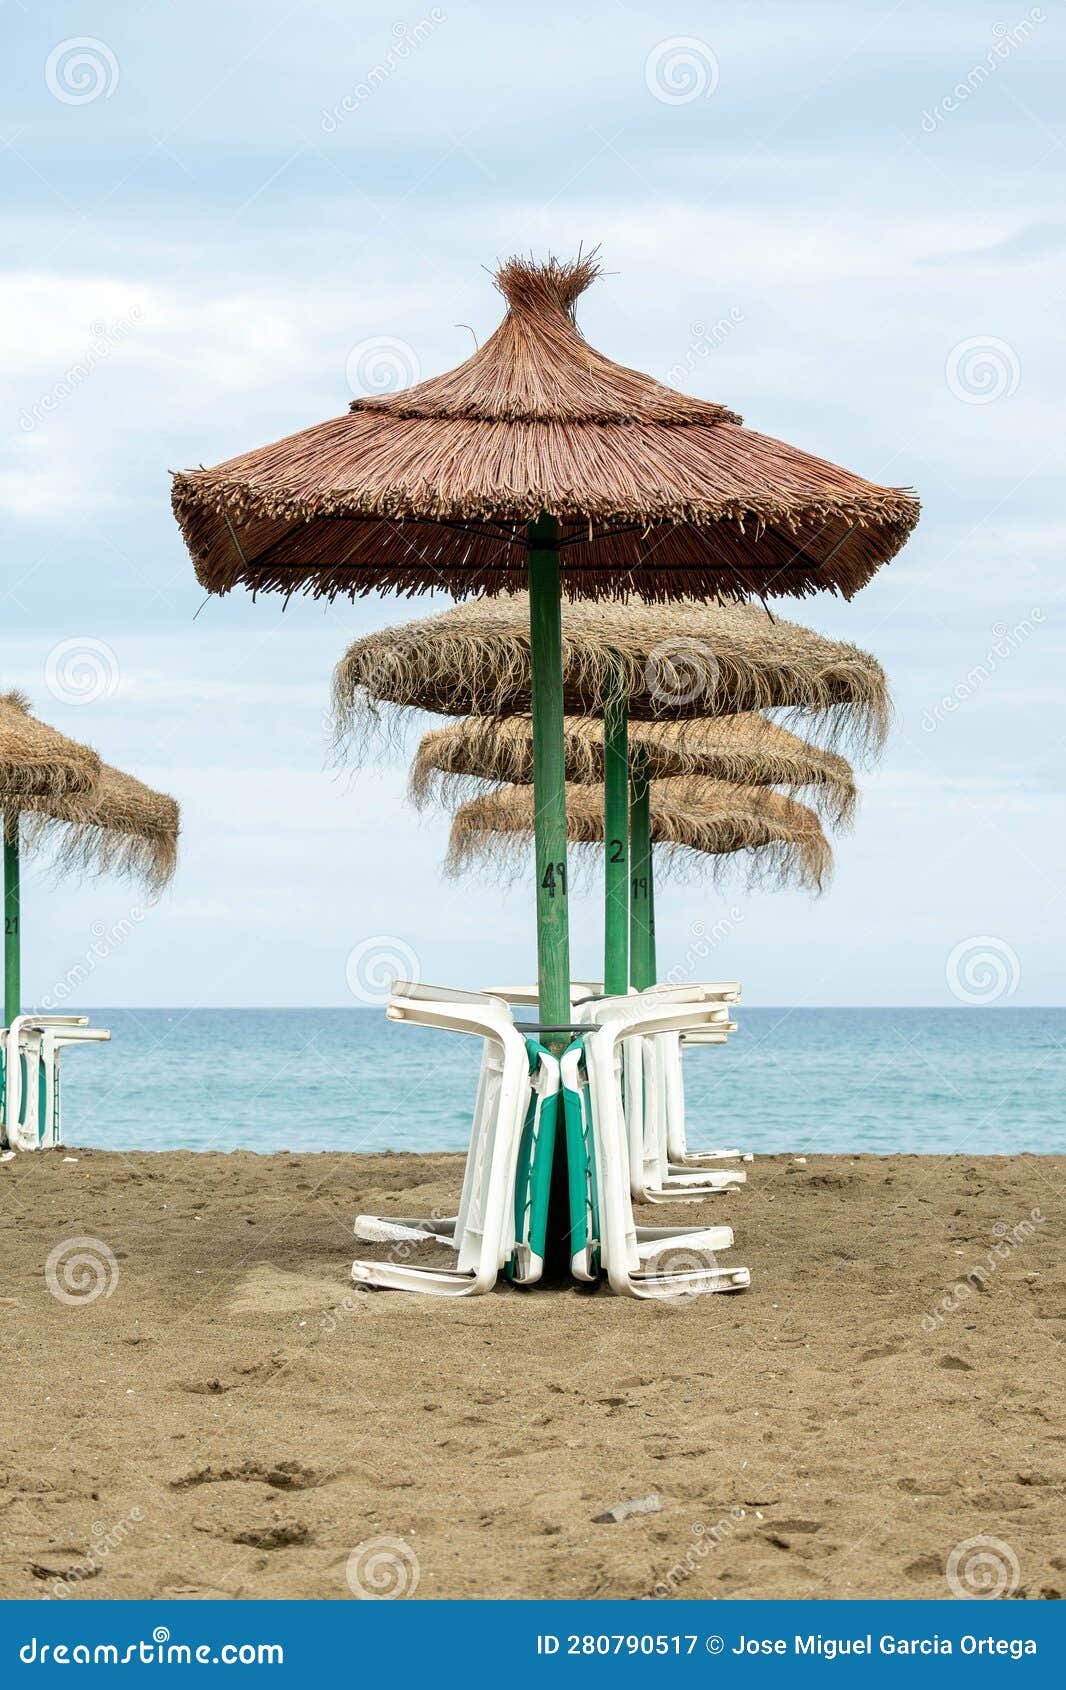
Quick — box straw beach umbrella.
[448,778,831,896]
[336,593,883,992]
[0,691,101,802]
[0,692,178,1024]
[175,253,917,1031]
[410,713,857,823]
[413,709,853,988]
[2,691,103,1023]
[20,767,180,894]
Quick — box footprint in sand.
[171,1458,319,1492]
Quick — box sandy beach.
[0,1148,1062,1602]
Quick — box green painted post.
[629,748,653,990]
[4,813,21,1028]
[527,513,570,1036]
[647,844,657,985]
[602,684,629,997]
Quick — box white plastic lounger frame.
[485,983,602,1007]
[2,1015,110,1151]
[37,1024,111,1148]
[617,984,752,1196]
[580,997,745,1203]
[351,993,530,1296]
[353,981,740,1287]
[580,1000,750,1298]
[353,981,515,1252]
[558,1038,736,1277]
[666,1028,755,1168]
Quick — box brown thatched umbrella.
[448,780,831,896]
[0,691,178,1024]
[411,713,857,824]
[173,256,918,605]
[174,253,916,1034]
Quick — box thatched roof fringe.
[446,779,831,893]
[332,594,891,763]
[410,713,857,825]
[17,764,179,897]
[1,694,179,894]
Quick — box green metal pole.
[527,513,570,1035]
[4,813,21,1028]
[629,748,653,990]
[602,684,629,997]
[647,843,657,985]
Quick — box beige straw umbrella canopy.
[411,713,857,824]
[447,780,832,895]
[0,690,101,802]
[337,588,884,996]
[19,766,180,896]
[332,593,890,753]
[1,690,179,1024]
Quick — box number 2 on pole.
[541,861,568,898]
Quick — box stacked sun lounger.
[352,979,751,1300]
[0,1014,110,1151]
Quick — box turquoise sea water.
[55,1007,1065,1156]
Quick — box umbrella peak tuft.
[493,252,603,318]
[351,248,735,428]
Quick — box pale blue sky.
[2,0,1063,1006]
